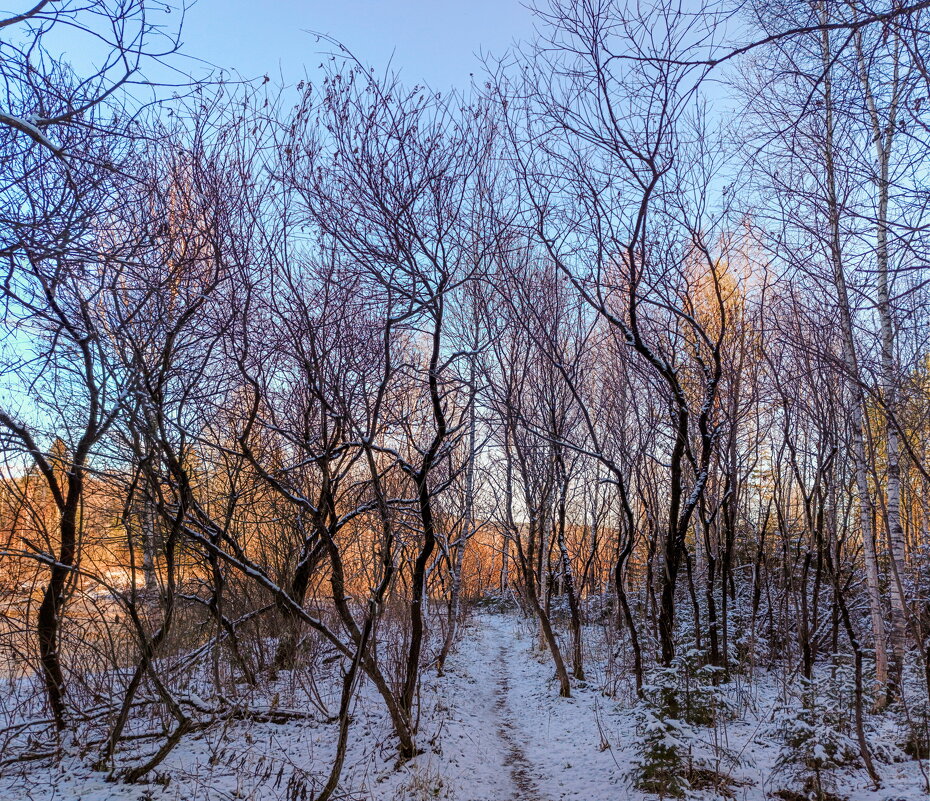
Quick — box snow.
[0,612,927,800]
[0,112,63,156]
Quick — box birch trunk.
[855,26,908,682]
[819,10,890,704]
[141,488,158,596]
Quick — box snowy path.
[431,614,536,800]
[435,613,625,801]
[492,634,545,801]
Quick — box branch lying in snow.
[168,604,277,675]
[0,698,319,773]
[0,750,58,769]
[0,111,64,157]
[176,700,318,725]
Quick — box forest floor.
[0,612,927,800]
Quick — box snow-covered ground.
[0,613,926,800]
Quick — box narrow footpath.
[436,614,625,801]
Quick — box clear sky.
[172,0,537,91]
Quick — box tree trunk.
[438,356,477,674]
[856,28,908,687]
[819,16,890,705]
[37,501,77,731]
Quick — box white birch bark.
[855,25,909,678]
[819,10,890,702]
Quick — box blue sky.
[171,0,537,91]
